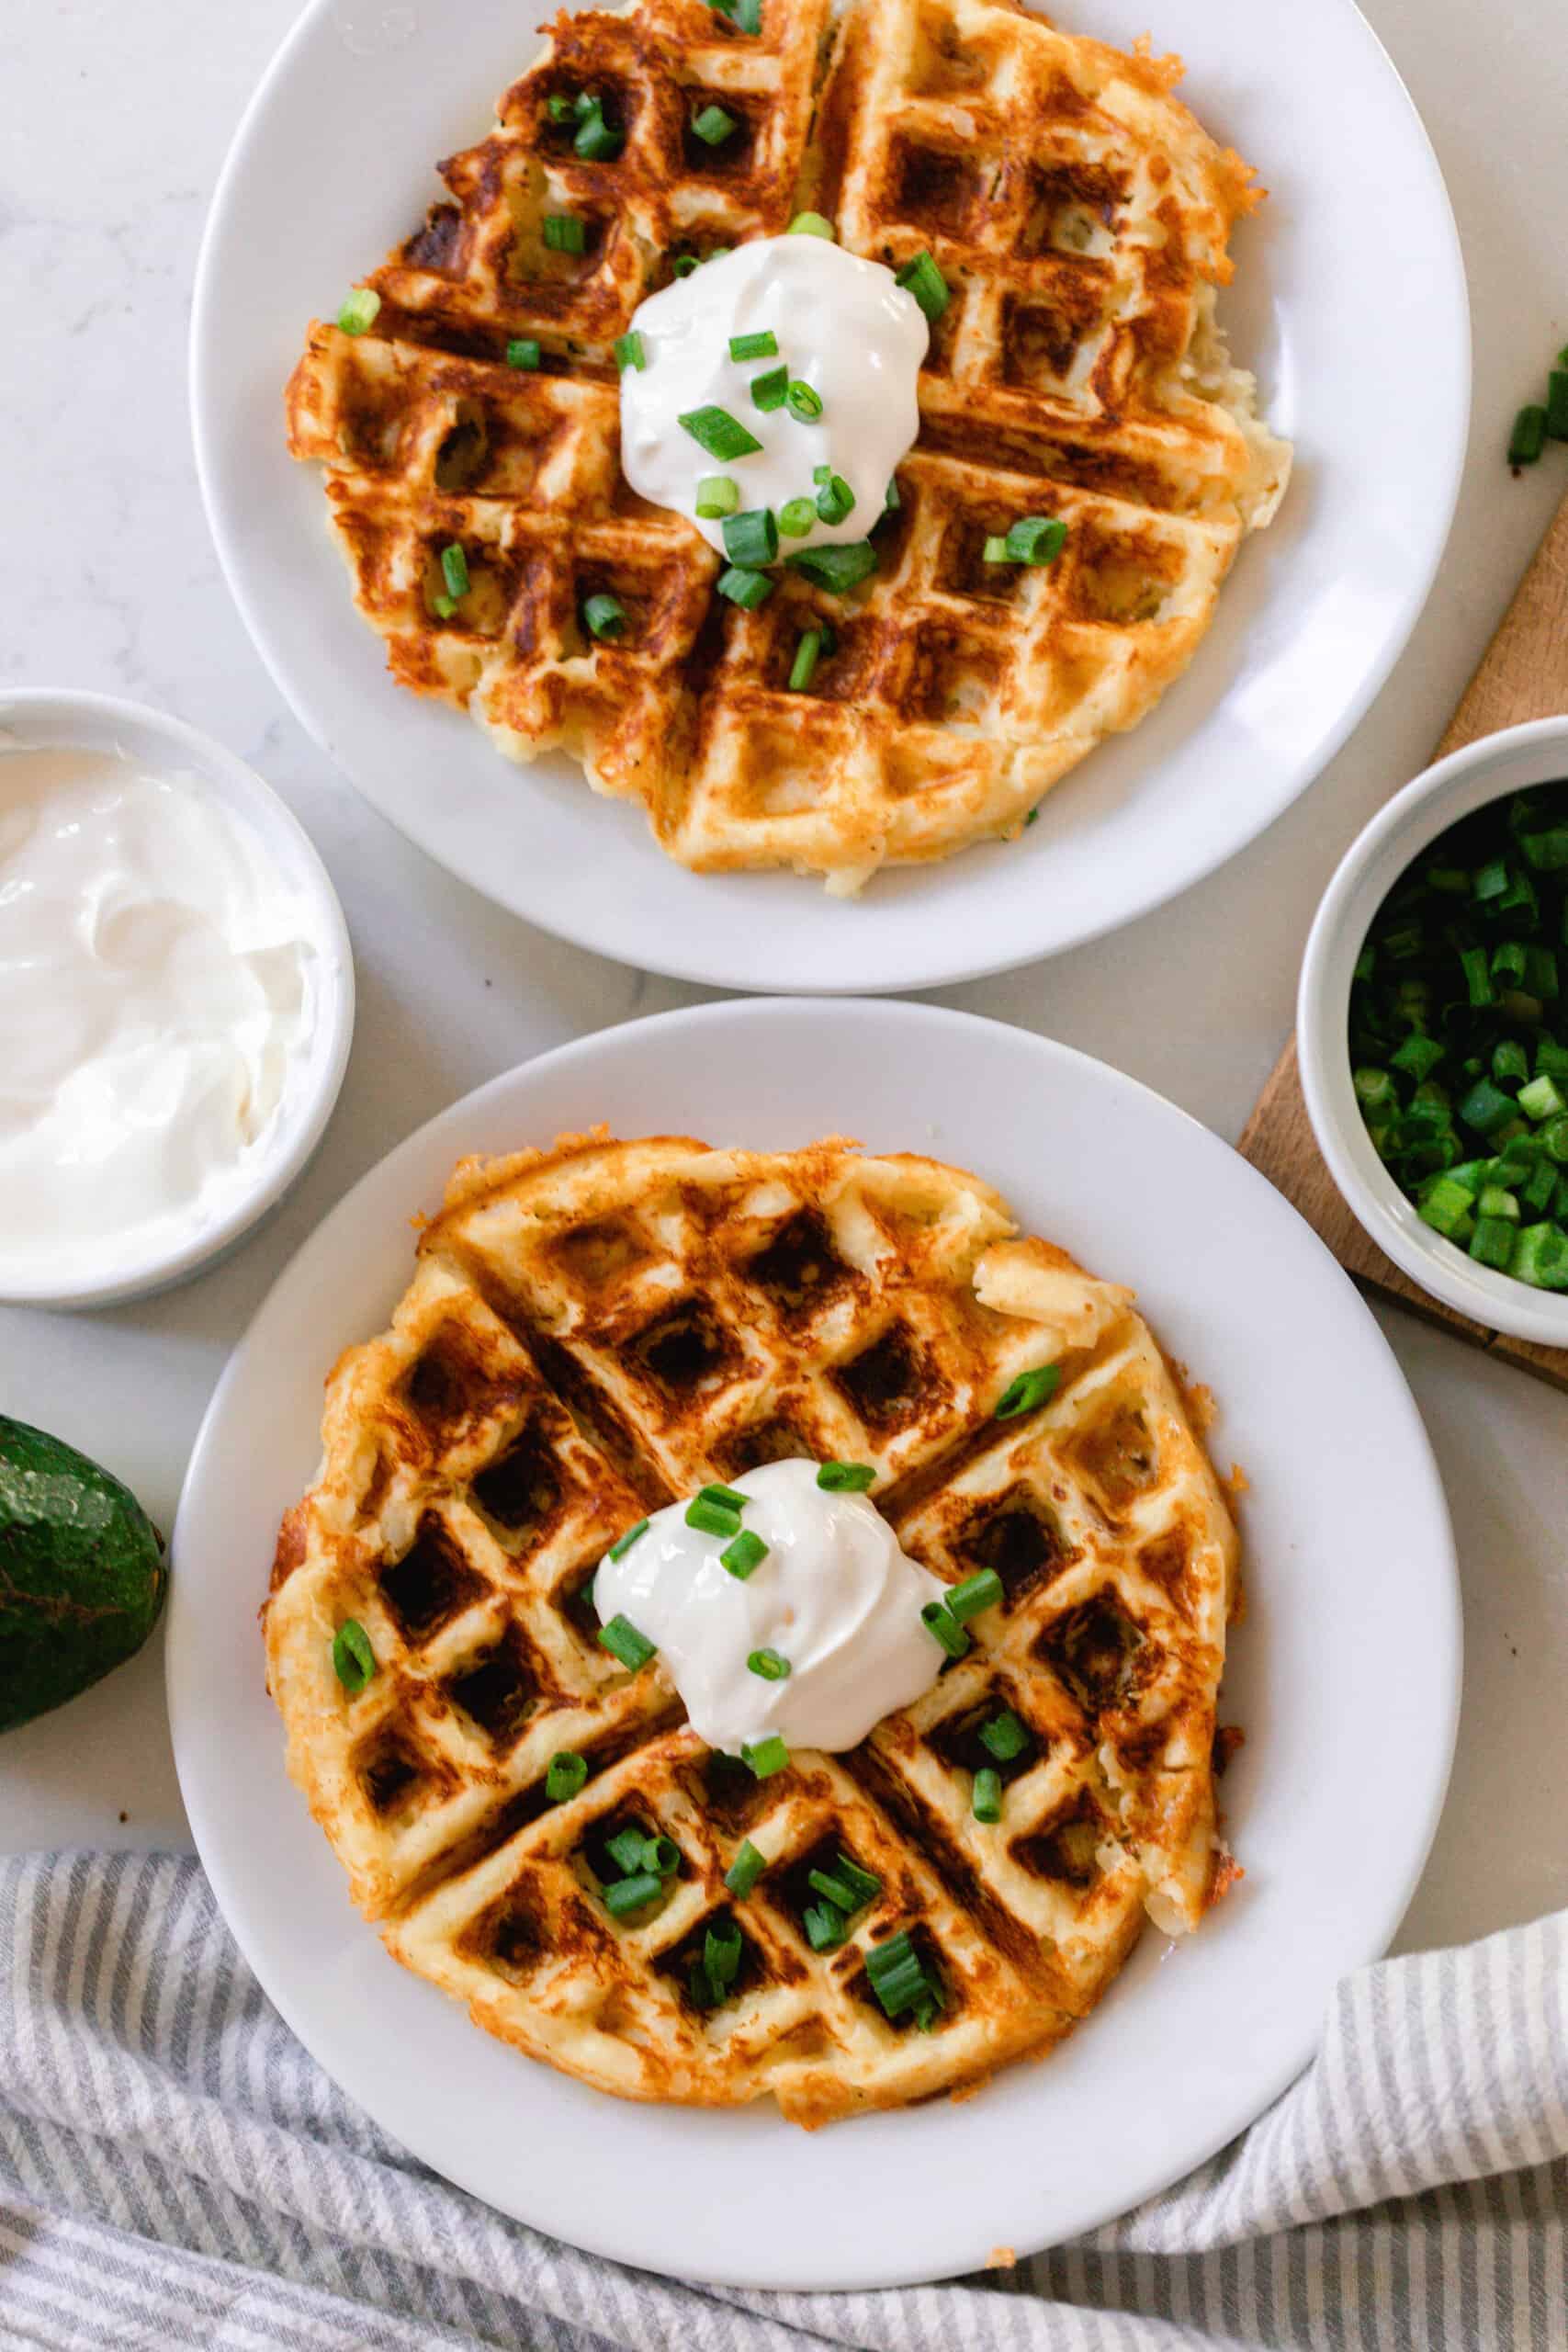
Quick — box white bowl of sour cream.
[0,689,354,1308]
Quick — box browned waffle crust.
[285,0,1290,889]
[265,1134,1242,2126]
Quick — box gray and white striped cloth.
[1,1852,1563,2351]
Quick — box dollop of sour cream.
[618,235,929,558]
[0,743,319,1292]
[593,1457,949,1755]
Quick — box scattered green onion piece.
[1391,1033,1446,1083]
[547,94,576,123]
[785,540,877,592]
[722,505,779,567]
[716,564,774,608]
[994,1363,1061,1419]
[337,287,381,336]
[598,1613,656,1669]
[747,1646,791,1680]
[686,1495,742,1538]
[750,364,790,412]
[705,1920,743,1985]
[582,593,626,641]
[721,1529,769,1579]
[432,593,457,621]
[707,0,761,32]
[946,1567,1003,1623]
[741,1735,790,1780]
[643,1835,682,1877]
[895,248,950,322]
[979,1708,1029,1763]
[574,108,623,161]
[332,1620,377,1694]
[679,403,762,458]
[817,1460,874,1490]
[728,330,778,362]
[689,1962,718,2007]
[695,1482,747,1511]
[1509,406,1548,467]
[778,495,817,537]
[983,534,1011,564]
[614,330,646,371]
[1419,1175,1474,1239]
[833,1853,882,1905]
[573,90,600,120]
[1543,1115,1568,1164]
[440,542,469,601]
[1006,515,1067,565]
[725,1839,766,1898]
[608,1517,649,1561]
[1519,1074,1568,1123]
[543,213,587,254]
[696,473,740,518]
[920,1599,969,1660]
[606,1826,649,1875]
[788,211,835,239]
[816,473,855,526]
[885,477,901,511]
[1469,1216,1517,1272]
[1549,374,1568,443]
[506,337,542,369]
[972,1768,1003,1824]
[546,1750,588,1802]
[673,254,700,277]
[804,1902,845,1951]
[1478,1186,1521,1222]
[604,1871,663,1917]
[1515,1222,1568,1288]
[789,628,823,691]
[808,1865,862,1912]
[785,379,824,423]
[693,103,739,147]
[864,1929,942,2022]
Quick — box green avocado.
[0,1415,166,1734]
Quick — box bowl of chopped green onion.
[1299,716,1568,1342]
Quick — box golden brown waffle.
[285,0,1290,891]
[265,1133,1242,2126]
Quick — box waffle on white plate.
[285,0,1290,891]
[265,1134,1242,2127]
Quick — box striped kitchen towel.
[1,1853,1564,2351]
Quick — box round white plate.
[190,0,1468,995]
[168,1000,1461,2290]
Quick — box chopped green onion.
[679,403,762,458]
[725,1838,766,1897]
[741,1735,790,1779]
[895,249,950,322]
[785,379,824,423]
[337,287,381,335]
[864,1928,942,2021]
[947,1567,1003,1623]
[606,1826,649,1874]
[604,1871,663,1917]
[506,337,542,369]
[686,1495,742,1538]
[885,477,901,511]
[689,1961,718,2007]
[608,1517,649,1561]
[979,1708,1029,1763]
[547,94,576,123]
[721,1529,769,1579]
[808,1864,863,1912]
[643,1835,682,1877]
[1544,1115,1568,1164]
[543,213,587,254]
[750,364,790,412]
[693,103,739,147]
[1469,1215,1517,1272]
[332,1620,377,1694]
[695,473,740,518]
[431,593,457,620]
[706,0,761,31]
[728,330,777,360]
[789,628,823,691]
[972,1767,1003,1824]
[1006,515,1067,565]
[815,473,854,526]
[747,1646,791,1679]
[920,1599,969,1659]
[1519,1074,1567,1123]
[1510,406,1549,467]
[785,540,877,592]
[697,1482,748,1511]
[804,1901,845,1951]
[1515,1222,1568,1287]
[705,1920,743,1985]
[722,506,779,567]
[983,534,1011,564]
[716,564,774,608]
[582,593,626,641]
[598,1613,656,1669]
[817,1460,874,1490]
[1391,1033,1446,1082]
[832,1853,881,1905]
[994,1363,1061,1419]
[573,91,600,120]
[788,212,835,239]
[546,1750,588,1802]
[673,254,700,278]
[574,108,623,161]
[441,542,469,601]
[1477,1186,1520,1222]
[614,330,646,371]
[1418,1175,1475,1239]
[1550,373,1568,443]
[778,495,817,537]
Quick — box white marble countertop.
[2,0,1566,1965]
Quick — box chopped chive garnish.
[697,1482,749,1511]
[815,472,854,525]
[721,1529,768,1579]
[788,211,835,239]
[693,103,739,146]
[725,1838,766,1897]
[972,1767,1003,1823]
[604,1871,663,1917]
[1006,515,1067,565]
[895,248,950,322]
[582,593,626,641]
[716,564,774,608]
[673,254,700,277]
[679,402,762,458]
[947,1567,1003,1623]
[728,330,778,361]
[804,1901,845,1951]
[547,94,576,123]
[598,1613,656,1669]
[994,1363,1061,1419]
[574,108,623,160]
[337,287,381,336]
[686,1495,742,1538]
[789,628,823,691]
[695,473,740,517]
[817,1460,874,1490]
[740,1735,790,1780]
[546,1750,588,1802]
[808,1864,862,1912]
[506,337,542,369]
[778,495,816,537]
[722,505,779,567]
[747,1646,791,1679]
[786,540,877,592]
[785,379,824,423]
[440,542,469,601]
[750,364,789,412]
[1509,406,1548,467]
[707,0,761,31]
[432,592,457,620]
[885,477,901,511]
[865,1928,942,2021]
[833,1852,881,1905]
[614,330,646,370]
[543,213,586,254]
[608,1516,649,1561]
[573,91,600,120]
[643,1834,682,1877]
[1024,806,1039,827]
[920,1599,969,1659]
[983,534,1011,564]
[606,1826,649,1874]
[978,1708,1029,1762]
[331,1620,377,1694]
[705,1920,743,1985]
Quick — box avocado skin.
[0,1415,166,1734]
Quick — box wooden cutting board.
[1238,489,1568,1396]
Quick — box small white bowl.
[1299,715,1568,1348]
[0,689,355,1310]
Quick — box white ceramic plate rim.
[0,687,355,1310]
[1299,714,1568,1349]
[187,0,1470,994]
[168,998,1460,2290]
